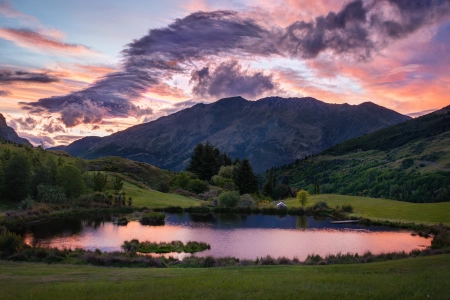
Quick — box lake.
[20,213,430,260]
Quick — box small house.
[277,202,287,209]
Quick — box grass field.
[0,254,449,299]
[104,174,204,208]
[283,194,450,225]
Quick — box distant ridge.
[58,96,410,172]
[49,136,102,157]
[0,113,32,146]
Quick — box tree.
[3,152,32,201]
[262,168,276,197]
[92,172,108,192]
[171,171,191,190]
[113,176,123,193]
[187,142,231,181]
[56,165,84,199]
[296,189,310,209]
[233,158,259,195]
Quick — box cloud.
[190,60,276,98]
[9,116,38,131]
[16,131,55,146]
[52,135,85,143]
[23,1,450,126]
[91,125,100,130]
[0,28,97,55]
[0,69,59,84]
[0,1,38,24]
[0,89,11,96]
[41,119,66,134]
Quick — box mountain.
[0,113,32,146]
[62,96,410,172]
[49,136,102,156]
[262,105,450,202]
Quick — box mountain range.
[53,96,410,172]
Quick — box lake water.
[20,213,430,260]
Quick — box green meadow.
[283,194,450,225]
[1,254,449,299]
[104,175,203,208]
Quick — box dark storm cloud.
[0,69,58,84]
[23,1,450,126]
[191,60,276,98]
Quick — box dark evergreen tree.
[187,142,232,181]
[233,158,259,195]
[262,168,275,196]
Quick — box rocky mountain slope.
[0,113,32,146]
[60,96,410,172]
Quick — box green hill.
[0,143,201,209]
[262,106,450,203]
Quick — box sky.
[1,0,450,146]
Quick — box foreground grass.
[283,194,450,225]
[0,254,449,299]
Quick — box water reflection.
[296,215,308,229]
[20,213,431,260]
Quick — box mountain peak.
[71,96,409,172]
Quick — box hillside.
[0,113,31,146]
[264,105,450,202]
[60,96,409,172]
[50,136,102,157]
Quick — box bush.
[19,196,34,210]
[0,230,24,257]
[218,191,240,208]
[313,201,330,210]
[187,179,209,194]
[158,182,170,193]
[37,185,68,204]
[140,212,166,225]
[239,194,257,207]
[341,203,354,213]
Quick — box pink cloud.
[0,28,98,56]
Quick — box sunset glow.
[1,0,450,146]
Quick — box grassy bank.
[0,254,449,299]
[283,194,450,225]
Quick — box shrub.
[19,196,34,210]
[187,179,209,194]
[198,189,218,200]
[0,230,24,257]
[218,191,240,208]
[158,181,170,193]
[313,201,330,210]
[37,185,68,204]
[140,212,166,225]
[239,194,257,207]
[341,203,354,213]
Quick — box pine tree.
[186,142,232,181]
[234,158,259,195]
